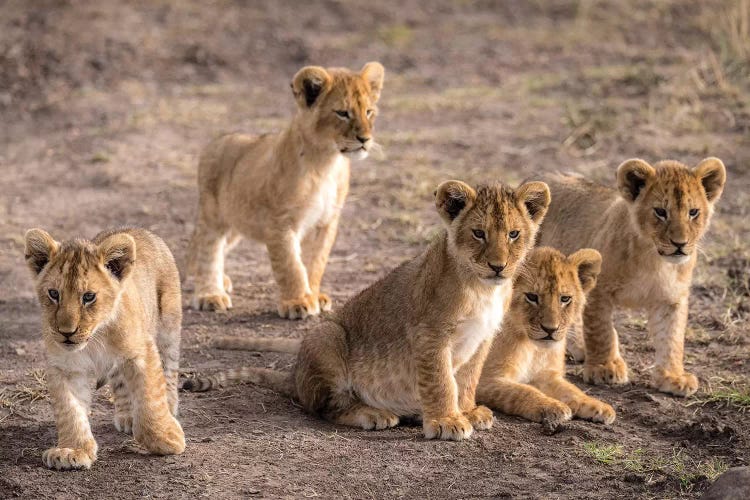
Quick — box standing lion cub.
[183,180,551,441]
[478,247,615,433]
[186,62,385,319]
[24,228,185,470]
[538,157,726,396]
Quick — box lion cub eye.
[689,208,699,219]
[366,109,374,118]
[335,110,350,120]
[82,292,96,305]
[509,230,520,241]
[653,207,668,221]
[525,293,539,305]
[472,229,486,241]
[561,295,572,304]
[48,289,59,303]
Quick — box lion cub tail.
[211,336,301,354]
[180,367,294,396]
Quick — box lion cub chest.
[297,155,346,236]
[452,284,510,370]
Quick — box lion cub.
[24,228,185,470]
[538,158,726,396]
[186,62,385,319]
[477,247,615,432]
[183,180,551,441]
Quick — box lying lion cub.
[24,228,184,470]
[183,180,551,441]
[477,247,615,432]
[538,158,726,396]
[186,62,385,319]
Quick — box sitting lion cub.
[186,62,385,319]
[538,158,726,396]
[477,247,615,432]
[183,180,551,441]
[24,228,185,470]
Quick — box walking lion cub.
[538,157,726,396]
[24,228,184,470]
[477,247,615,432]
[186,62,385,319]
[183,180,551,441]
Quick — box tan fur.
[182,180,551,440]
[538,158,726,396]
[186,62,385,319]
[478,247,615,432]
[24,228,185,470]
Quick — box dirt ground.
[1,1,749,498]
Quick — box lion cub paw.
[339,406,400,430]
[653,371,699,397]
[574,399,616,425]
[583,356,629,385]
[192,292,232,312]
[42,447,96,471]
[114,413,133,434]
[463,405,494,431]
[134,416,185,455]
[277,294,319,320]
[317,292,333,313]
[539,401,573,434]
[423,414,473,441]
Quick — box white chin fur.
[343,149,368,160]
[480,277,507,286]
[661,254,691,264]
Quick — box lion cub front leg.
[582,294,628,385]
[123,340,185,455]
[189,216,233,312]
[536,375,615,425]
[649,300,698,397]
[477,378,572,433]
[267,230,317,320]
[416,340,473,441]
[301,219,341,314]
[43,368,98,470]
[455,340,494,431]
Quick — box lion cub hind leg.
[334,404,400,430]
[157,287,182,416]
[189,217,233,312]
[109,366,133,434]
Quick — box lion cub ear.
[360,62,385,102]
[617,159,655,202]
[291,66,332,108]
[568,248,602,293]
[24,228,59,275]
[98,233,136,282]
[434,180,477,224]
[515,181,551,224]
[693,157,726,204]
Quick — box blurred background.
[1,1,748,498]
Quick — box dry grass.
[583,442,729,494]
[0,369,48,423]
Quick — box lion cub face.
[291,62,384,159]
[435,180,551,285]
[617,157,726,264]
[24,229,135,351]
[512,247,601,344]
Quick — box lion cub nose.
[488,262,506,274]
[58,328,77,338]
[541,325,559,335]
[356,135,370,144]
[670,239,687,249]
